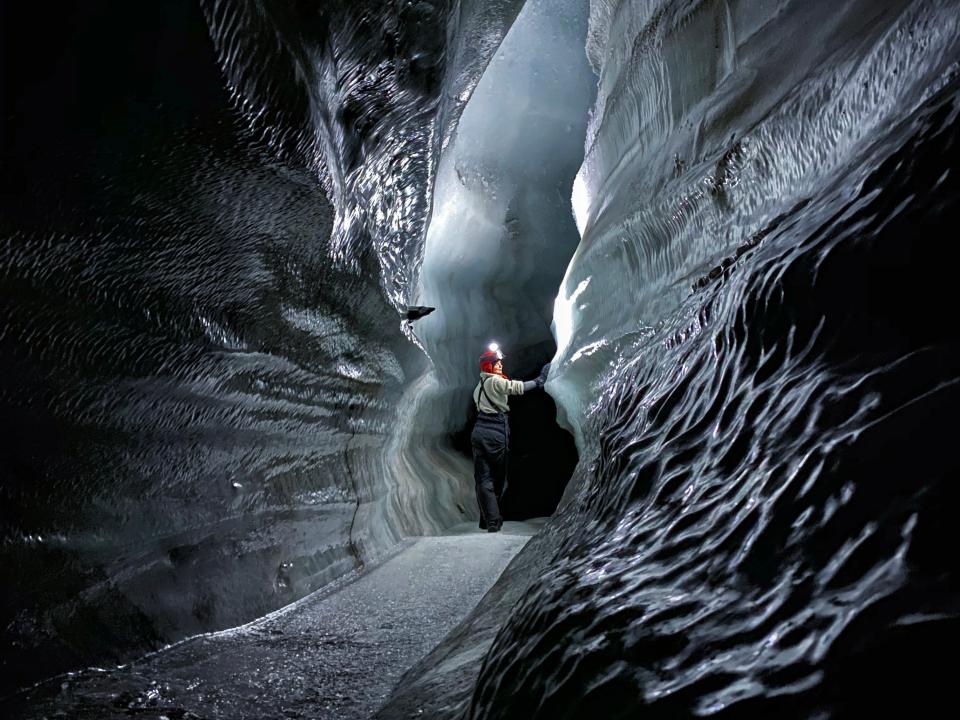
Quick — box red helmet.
[479,343,504,374]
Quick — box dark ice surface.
[6,0,960,716]
[9,522,539,720]
[383,3,960,718]
[0,0,526,690]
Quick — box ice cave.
[2,0,959,717]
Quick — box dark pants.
[471,412,509,529]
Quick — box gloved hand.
[535,362,552,388]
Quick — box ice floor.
[11,521,544,720]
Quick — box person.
[471,343,550,532]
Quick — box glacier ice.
[414,0,596,432]
[4,0,960,716]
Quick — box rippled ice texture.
[6,0,960,714]
[456,0,960,716]
[1,0,525,692]
[203,0,528,308]
[416,0,596,384]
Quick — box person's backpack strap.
[477,377,496,412]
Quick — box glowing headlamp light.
[488,342,504,360]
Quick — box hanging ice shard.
[404,305,436,322]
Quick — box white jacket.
[473,372,525,414]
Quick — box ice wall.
[416,0,596,392]
[379,0,960,716]
[202,0,529,309]
[7,0,959,712]
[550,0,960,441]
[412,0,594,514]
[0,0,524,692]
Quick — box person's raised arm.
[521,363,552,392]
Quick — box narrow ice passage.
[412,0,595,518]
[7,0,957,717]
[5,0,595,710]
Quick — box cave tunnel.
[414,0,594,521]
[4,0,960,718]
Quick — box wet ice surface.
[2,0,524,688]
[385,2,960,717]
[11,523,539,720]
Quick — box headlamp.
[488,342,504,360]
